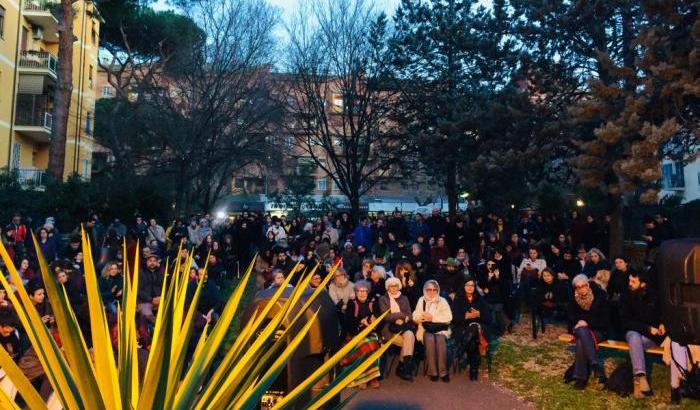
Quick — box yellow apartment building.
[0,0,101,186]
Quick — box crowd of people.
[0,207,694,405]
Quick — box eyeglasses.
[575,283,589,290]
[425,288,437,292]
[356,289,368,293]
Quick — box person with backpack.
[620,270,665,399]
[342,281,381,389]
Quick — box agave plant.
[0,231,396,409]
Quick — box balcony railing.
[19,50,58,75]
[16,109,53,130]
[17,168,47,189]
[24,0,57,12]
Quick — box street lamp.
[460,192,470,199]
[510,204,515,209]
[576,199,585,208]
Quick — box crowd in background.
[0,207,693,404]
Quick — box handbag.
[671,345,700,399]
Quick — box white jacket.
[413,296,452,338]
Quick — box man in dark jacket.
[388,211,409,242]
[435,258,465,302]
[620,271,665,398]
[137,254,163,323]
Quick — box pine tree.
[390,0,519,216]
[570,0,699,255]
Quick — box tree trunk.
[48,0,75,181]
[445,160,458,218]
[609,197,625,258]
[348,191,361,225]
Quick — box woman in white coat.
[413,279,453,382]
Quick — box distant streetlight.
[576,199,585,208]
[510,204,515,209]
[460,192,470,199]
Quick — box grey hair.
[355,280,371,291]
[572,274,589,288]
[587,248,606,260]
[423,279,439,292]
[385,277,402,290]
[372,265,387,279]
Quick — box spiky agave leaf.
[0,231,383,408]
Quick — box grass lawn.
[490,317,700,410]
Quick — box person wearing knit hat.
[379,276,416,381]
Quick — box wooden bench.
[558,333,664,355]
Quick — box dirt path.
[344,370,532,410]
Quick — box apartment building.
[0,0,101,187]
[659,152,700,204]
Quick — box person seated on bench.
[568,274,609,390]
[620,270,665,399]
[413,279,452,382]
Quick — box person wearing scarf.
[567,274,610,390]
[341,281,381,389]
[413,280,452,382]
[379,277,415,381]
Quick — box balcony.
[16,168,47,190]
[18,51,58,93]
[22,1,59,43]
[14,93,53,143]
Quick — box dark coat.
[567,285,609,337]
[137,267,163,304]
[620,287,662,341]
[344,298,377,337]
[378,294,412,340]
[453,290,491,328]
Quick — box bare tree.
[282,0,405,221]
[97,0,280,215]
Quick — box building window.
[101,87,112,97]
[317,178,327,191]
[661,162,685,189]
[85,112,92,135]
[11,143,20,169]
[82,159,90,179]
[91,22,97,44]
[88,65,94,88]
[0,6,5,39]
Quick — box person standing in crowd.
[6,213,28,263]
[353,217,373,251]
[478,258,511,336]
[641,215,664,265]
[568,274,609,390]
[413,280,452,382]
